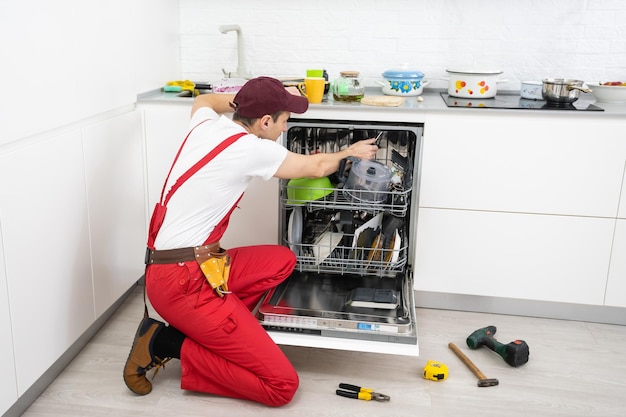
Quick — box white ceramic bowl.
[520,81,543,100]
[587,82,626,103]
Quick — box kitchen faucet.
[218,24,252,79]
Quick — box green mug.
[306,69,324,78]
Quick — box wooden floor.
[20,286,626,417]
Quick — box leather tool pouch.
[193,244,231,297]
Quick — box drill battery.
[423,360,448,381]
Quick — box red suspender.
[147,122,246,249]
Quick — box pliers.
[335,383,391,402]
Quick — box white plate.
[351,213,383,249]
[312,231,344,265]
[288,207,303,255]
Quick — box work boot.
[123,317,171,395]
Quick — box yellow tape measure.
[423,360,448,381]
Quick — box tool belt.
[145,242,231,297]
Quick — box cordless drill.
[466,326,529,367]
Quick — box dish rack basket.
[285,229,409,277]
[283,184,412,217]
[282,182,411,277]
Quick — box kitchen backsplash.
[179,0,626,91]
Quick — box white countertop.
[137,88,626,119]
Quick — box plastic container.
[343,159,392,203]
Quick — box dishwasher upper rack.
[282,184,412,217]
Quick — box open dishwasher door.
[256,119,423,355]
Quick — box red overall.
[145,124,298,406]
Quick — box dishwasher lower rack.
[283,180,411,277]
[285,197,409,277]
[285,230,408,277]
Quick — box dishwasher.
[256,119,423,350]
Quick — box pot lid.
[382,68,425,79]
[351,159,392,182]
[446,68,503,75]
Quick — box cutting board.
[360,95,406,107]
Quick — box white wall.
[134,0,182,93]
[0,0,180,145]
[179,0,626,90]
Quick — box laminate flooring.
[20,285,626,417]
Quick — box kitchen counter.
[138,87,626,342]
[138,87,626,118]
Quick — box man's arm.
[274,138,378,179]
[191,86,300,117]
[191,93,236,116]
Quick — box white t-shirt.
[153,107,288,249]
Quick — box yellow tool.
[423,360,448,381]
[199,255,231,297]
[335,383,390,402]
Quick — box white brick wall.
[179,0,626,90]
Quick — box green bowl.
[286,177,334,204]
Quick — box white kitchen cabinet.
[142,104,279,247]
[142,104,192,218]
[0,227,18,416]
[413,208,614,305]
[420,112,626,218]
[83,111,147,317]
[605,219,626,307]
[0,131,95,395]
[618,161,626,220]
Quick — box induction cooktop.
[440,93,604,111]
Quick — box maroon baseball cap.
[231,76,308,118]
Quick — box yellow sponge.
[166,80,195,92]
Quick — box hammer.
[466,326,529,367]
[448,342,499,387]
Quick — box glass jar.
[332,71,365,102]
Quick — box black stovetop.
[440,93,604,111]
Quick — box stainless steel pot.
[542,79,592,104]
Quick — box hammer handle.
[448,342,487,380]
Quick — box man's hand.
[347,138,378,160]
[191,93,236,116]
